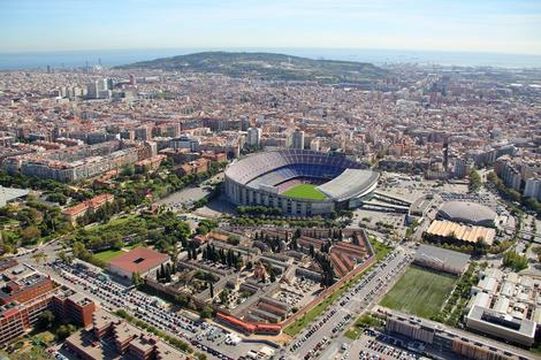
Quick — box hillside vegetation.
[117,51,386,84]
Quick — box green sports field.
[282,184,327,200]
[379,265,457,319]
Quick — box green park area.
[379,265,457,319]
[93,243,142,263]
[282,184,327,200]
[93,249,124,263]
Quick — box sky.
[1,0,540,55]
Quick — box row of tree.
[201,245,243,270]
[156,262,176,283]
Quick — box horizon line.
[2,47,541,57]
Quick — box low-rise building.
[177,158,209,176]
[384,310,531,360]
[414,244,470,275]
[424,220,496,246]
[108,247,170,280]
[61,193,114,225]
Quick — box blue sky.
[1,0,540,54]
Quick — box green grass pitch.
[379,265,457,319]
[282,184,327,200]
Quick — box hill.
[116,51,386,84]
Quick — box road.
[285,247,414,360]
[155,172,224,211]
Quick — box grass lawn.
[344,313,385,340]
[31,330,55,346]
[125,243,142,250]
[380,265,457,319]
[371,240,392,262]
[282,184,327,200]
[93,249,124,263]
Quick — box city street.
[285,247,414,360]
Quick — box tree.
[199,306,213,319]
[132,272,143,287]
[56,324,77,340]
[469,169,482,192]
[219,288,229,304]
[121,164,135,177]
[37,310,55,330]
[473,237,488,257]
[502,251,528,272]
[227,235,240,245]
[196,224,209,235]
[270,270,276,283]
[58,250,74,264]
[22,225,41,243]
[209,281,214,299]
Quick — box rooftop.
[414,244,470,273]
[317,169,378,201]
[108,247,169,275]
[438,201,497,226]
[426,220,496,245]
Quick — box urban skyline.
[0,2,540,360]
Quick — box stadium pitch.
[282,184,327,200]
[379,265,456,319]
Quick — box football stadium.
[224,150,379,216]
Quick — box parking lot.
[46,260,269,360]
[287,248,414,360]
[349,331,424,360]
[156,185,210,210]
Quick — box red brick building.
[0,271,96,345]
[61,193,114,225]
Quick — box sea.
[0,48,540,70]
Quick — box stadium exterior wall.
[225,177,337,216]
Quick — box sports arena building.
[224,150,378,216]
[437,201,498,227]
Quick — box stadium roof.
[225,149,364,186]
[317,169,378,201]
[438,201,497,226]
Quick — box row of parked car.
[48,260,236,360]
[290,308,337,352]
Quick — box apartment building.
[0,267,96,345]
[66,310,188,360]
[3,141,141,182]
